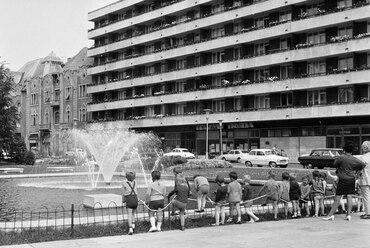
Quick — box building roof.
[63,47,94,71]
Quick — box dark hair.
[126,171,136,181]
[229,171,238,180]
[302,175,309,181]
[193,174,200,180]
[312,170,320,178]
[320,172,327,179]
[151,170,161,181]
[343,142,355,153]
[173,167,182,175]
[282,172,290,180]
[215,175,224,184]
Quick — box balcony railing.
[88,98,370,123]
[39,124,51,131]
[88,66,370,106]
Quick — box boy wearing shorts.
[227,171,242,224]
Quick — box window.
[79,104,87,122]
[308,60,326,75]
[338,57,353,70]
[234,98,242,111]
[279,11,291,22]
[307,32,325,45]
[255,68,269,81]
[339,26,353,38]
[281,93,293,106]
[211,3,224,13]
[212,51,225,63]
[65,87,71,100]
[176,59,187,70]
[145,106,155,117]
[255,17,264,28]
[281,65,293,79]
[44,91,50,103]
[66,105,71,123]
[212,100,225,112]
[338,0,352,9]
[31,111,38,126]
[79,84,87,98]
[255,43,268,56]
[211,27,225,38]
[176,103,185,115]
[254,95,270,109]
[339,87,354,103]
[45,109,49,124]
[308,90,326,105]
[145,65,155,75]
[54,111,60,124]
[31,93,38,105]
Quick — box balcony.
[39,124,51,131]
[88,101,370,129]
[50,100,60,107]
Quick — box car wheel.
[269,162,277,168]
[305,163,313,169]
[245,161,253,167]
[237,158,241,163]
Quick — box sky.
[0,0,117,71]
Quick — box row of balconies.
[87,101,370,128]
[88,1,369,58]
[87,36,370,93]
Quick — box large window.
[281,93,293,106]
[31,111,38,125]
[212,100,225,112]
[254,95,270,109]
[339,87,354,103]
[338,57,353,70]
[79,104,87,122]
[308,90,326,105]
[45,109,49,124]
[338,0,352,9]
[308,60,326,75]
[66,105,71,123]
[338,26,353,37]
[79,84,87,98]
[212,51,225,63]
[65,87,71,100]
[54,111,59,124]
[44,91,50,103]
[31,93,38,105]
[307,32,325,45]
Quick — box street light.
[203,109,211,159]
[218,120,223,156]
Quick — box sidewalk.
[3,213,370,248]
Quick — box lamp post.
[203,109,211,159]
[218,119,223,156]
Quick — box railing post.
[71,204,74,237]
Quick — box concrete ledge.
[0,168,24,173]
[46,167,74,172]
[83,194,123,209]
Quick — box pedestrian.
[258,171,279,220]
[299,175,311,217]
[168,167,190,215]
[226,171,242,224]
[242,174,259,223]
[280,172,290,218]
[326,170,346,213]
[289,173,301,218]
[310,170,326,217]
[359,140,370,219]
[323,142,366,221]
[212,175,227,226]
[193,175,210,212]
[122,171,138,235]
[167,174,188,231]
[146,170,166,232]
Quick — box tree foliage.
[0,63,19,159]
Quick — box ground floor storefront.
[139,117,370,163]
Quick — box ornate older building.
[87,0,370,161]
[17,48,93,156]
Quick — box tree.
[0,63,19,160]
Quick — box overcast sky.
[0,0,117,71]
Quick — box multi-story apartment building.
[87,0,370,161]
[18,48,93,156]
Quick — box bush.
[167,159,232,172]
[23,150,36,165]
[157,156,188,169]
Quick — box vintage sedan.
[298,148,343,169]
[240,149,289,168]
[221,149,249,163]
[163,148,195,159]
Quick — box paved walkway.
[3,213,370,248]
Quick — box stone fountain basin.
[83,194,123,209]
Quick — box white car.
[221,150,249,163]
[163,148,195,159]
[240,149,289,168]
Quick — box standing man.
[323,142,366,221]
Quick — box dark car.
[298,148,343,169]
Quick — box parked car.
[240,149,289,168]
[298,148,343,169]
[65,148,86,157]
[163,148,195,159]
[221,150,249,163]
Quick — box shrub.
[23,150,36,165]
[157,156,188,169]
[167,159,232,172]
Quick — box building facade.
[87,0,370,162]
[17,48,93,156]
